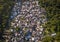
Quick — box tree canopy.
[39,0,60,42]
[0,0,15,41]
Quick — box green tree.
[39,0,60,42]
[0,0,15,41]
[42,36,52,42]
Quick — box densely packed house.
[9,0,47,42]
